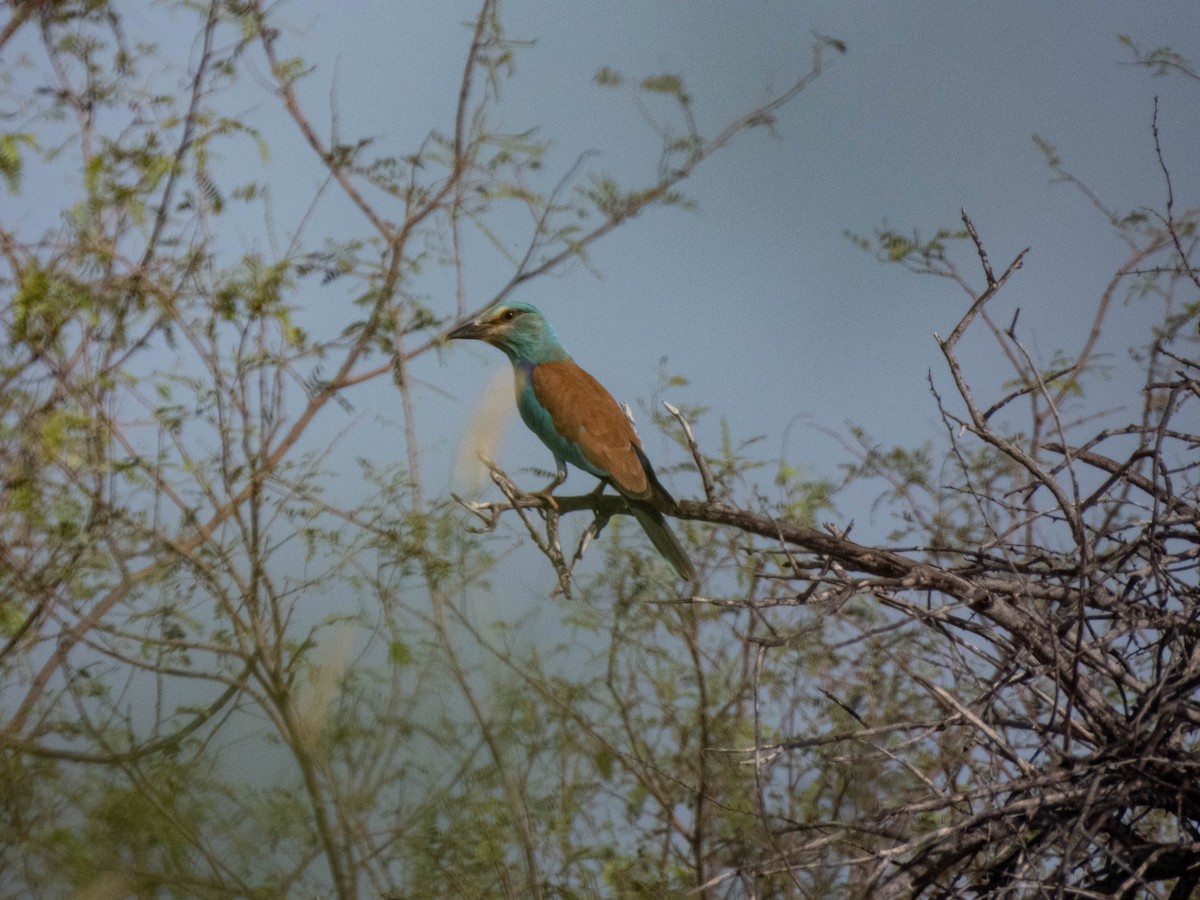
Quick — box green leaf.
[0,133,36,193]
[594,66,621,87]
[640,73,683,95]
[388,640,413,666]
[593,746,615,780]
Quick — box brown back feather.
[531,360,651,499]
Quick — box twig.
[664,401,715,500]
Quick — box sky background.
[285,1,1197,551]
[16,0,1200,569]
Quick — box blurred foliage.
[1,3,1196,899]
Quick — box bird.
[448,302,696,582]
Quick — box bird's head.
[447,302,569,364]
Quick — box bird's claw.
[532,467,567,510]
[532,487,559,511]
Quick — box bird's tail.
[630,503,696,583]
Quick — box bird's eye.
[501,309,520,322]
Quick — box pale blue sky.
[289,1,1198,544]
[14,0,1200,552]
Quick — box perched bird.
[448,303,696,581]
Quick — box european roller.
[449,303,696,581]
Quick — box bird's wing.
[531,360,651,499]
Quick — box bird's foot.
[531,469,567,510]
[531,486,559,511]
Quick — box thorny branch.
[470,210,1200,897]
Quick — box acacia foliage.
[0,2,1197,899]
[0,1,838,897]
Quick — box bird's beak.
[447,319,489,342]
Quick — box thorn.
[1006,308,1021,339]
